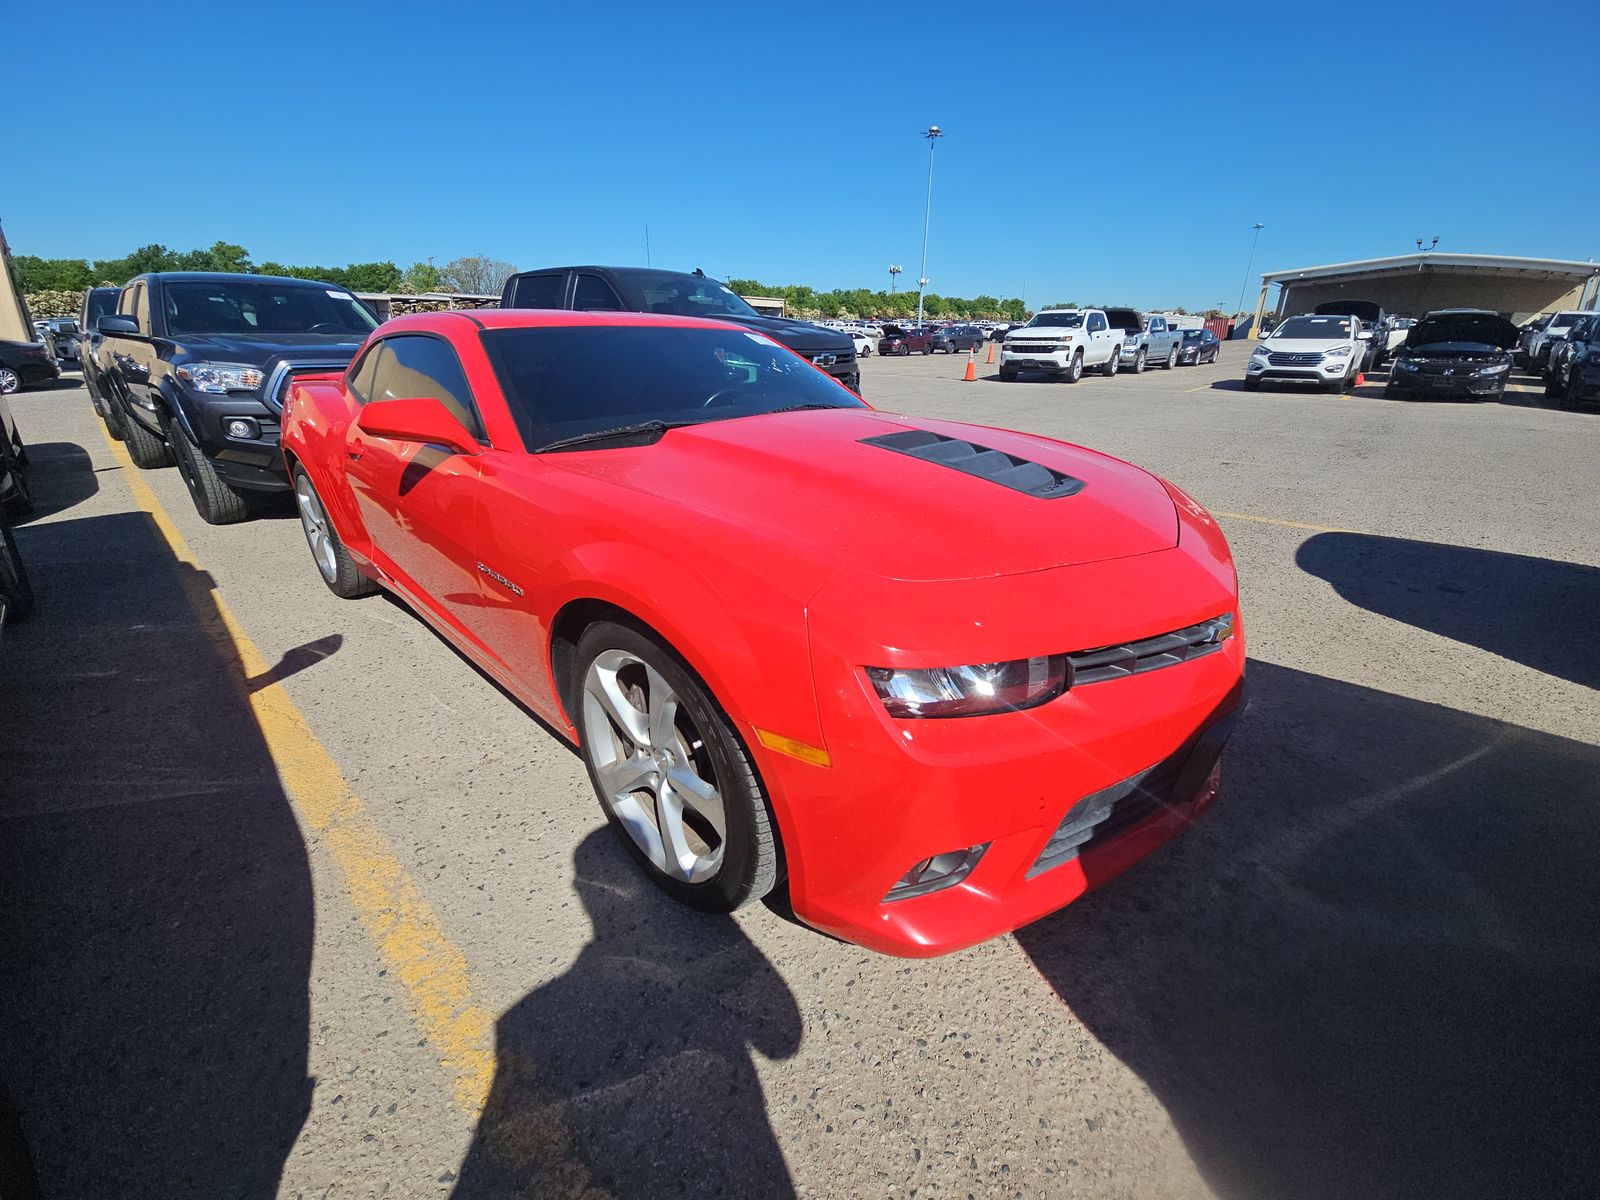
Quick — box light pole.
[1234,222,1264,318]
[889,264,902,294]
[917,125,944,326]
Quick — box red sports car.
[281,309,1244,956]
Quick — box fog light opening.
[883,843,989,903]
[225,418,260,440]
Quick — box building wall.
[1279,271,1593,323]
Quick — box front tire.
[1131,348,1147,374]
[1244,376,1261,391]
[999,367,1017,382]
[575,620,779,912]
[1064,350,1083,383]
[171,418,250,524]
[293,466,377,598]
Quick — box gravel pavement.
[1,344,1595,1199]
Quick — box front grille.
[1068,614,1234,686]
[1028,706,1238,879]
[1266,351,1323,366]
[264,359,353,414]
[1008,343,1064,354]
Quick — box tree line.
[12,241,518,297]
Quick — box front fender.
[158,378,201,444]
[543,538,828,754]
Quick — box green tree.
[401,261,441,293]
[12,256,92,291]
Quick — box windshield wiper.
[762,403,848,415]
[536,420,697,453]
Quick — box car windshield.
[163,281,379,337]
[626,271,760,320]
[1183,330,1205,340]
[482,325,867,451]
[1273,315,1352,339]
[1026,313,1085,328]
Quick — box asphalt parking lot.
[2,342,1597,1199]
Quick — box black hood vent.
[860,429,1086,498]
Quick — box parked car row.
[998,310,1218,382]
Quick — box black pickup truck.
[500,266,861,394]
[96,272,378,523]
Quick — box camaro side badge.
[476,562,524,596]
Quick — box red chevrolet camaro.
[280,309,1244,956]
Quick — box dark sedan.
[0,339,60,396]
[930,324,985,353]
[1176,328,1220,364]
[878,324,934,355]
[1384,310,1517,401]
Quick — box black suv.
[500,267,861,393]
[96,272,378,523]
[930,324,984,353]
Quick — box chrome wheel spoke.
[643,663,678,750]
[596,751,656,800]
[667,765,725,841]
[585,656,651,746]
[655,780,698,880]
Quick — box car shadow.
[1016,660,1600,1200]
[12,442,98,523]
[0,467,325,1194]
[1296,531,1600,689]
[453,828,803,1199]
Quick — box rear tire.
[1163,346,1178,369]
[122,410,173,468]
[0,518,34,625]
[0,367,18,395]
[1101,350,1119,377]
[574,619,779,913]
[171,418,250,524]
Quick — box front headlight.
[1249,345,1269,360]
[1473,363,1509,375]
[176,362,264,393]
[1395,359,1418,370]
[1323,346,1351,359]
[865,656,1069,719]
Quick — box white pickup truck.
[1000,309,1124,382]
[1106,308,1184,372]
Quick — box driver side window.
[1088,313,1107,333]
[367,334,485,441]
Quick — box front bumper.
[1001,347,1072,371]
[1118,343,1147,361]
[760,540,1244,957]
[187,393,290,491]
[1388,365,1508,396]
[1245,358,1350,385]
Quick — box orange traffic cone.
[985,341,996,365]
[963,350,977,382]
[1355,372,1365,387]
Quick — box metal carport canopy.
[1249,252,1599,332]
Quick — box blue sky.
[7,1,1594,310]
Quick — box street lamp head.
[1252,222,1264,232]
[924,125,943,139]
[918,278,930,288]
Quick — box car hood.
[1404,313,1518,351]
[168,331,369,366]
[550,409,1178,583]
[717,313,853,354]
[1257,337,1349,353]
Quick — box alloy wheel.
[295,474,340,583]
[0,368,18,395]
[582,649,727,883]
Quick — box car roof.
[135,271,353,287]
[379,309,754,335]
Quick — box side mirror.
[1356,330,1372,340]
[97,315,141,336]
[355,398,480,455]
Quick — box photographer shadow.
[454,829,803,1199]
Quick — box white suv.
[1244,313,1366,393]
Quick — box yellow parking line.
[1214,510,1348,534]
[98,430,498,1115]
